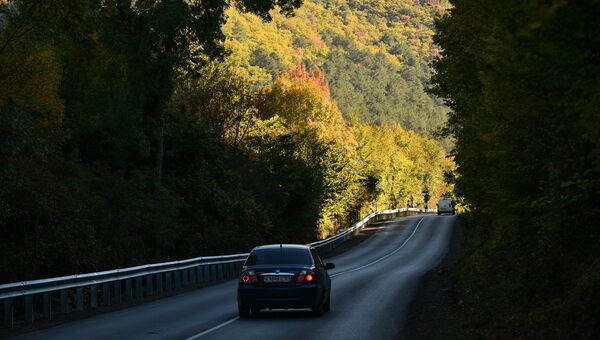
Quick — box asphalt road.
[15,214,456,340]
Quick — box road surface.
[15,214,456,340]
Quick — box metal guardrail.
[0,207,432,328]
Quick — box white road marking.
[185,317,239,340]
[184,216,427,339]
[330,216,427,278]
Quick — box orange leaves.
[282,61,331,98]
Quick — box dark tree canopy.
[431,0,600,337]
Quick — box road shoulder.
[400,216,476,340]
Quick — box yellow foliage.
[222,0,448,75]
[259,63,357,152]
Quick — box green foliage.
[0,0,452,283]
[432,0,600,336]
[222,0,450,134]
[0,0,304,281]
[171,61,259,147]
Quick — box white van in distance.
[437,197,455,215]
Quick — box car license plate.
[263,275,292,283]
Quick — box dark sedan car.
[237,244,335,317]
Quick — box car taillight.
[296,270,316,283]
[240,270,258,284]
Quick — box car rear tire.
[312,303,325,317]
[238,303,250,318]
[250,307,261,317]
[323,297,330,312]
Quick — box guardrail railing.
[0,207,431,328]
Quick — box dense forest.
[222,0,450,134]
[0,1,451,282]
[432,0,600,337]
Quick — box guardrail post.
[182,269,189,286]
[76,287,84,311]
[102,283,110,306]
[43,292,52,320]
[61,289,70,313]
[166,272,172,291]
[156,273,163,294]
[90,285,97,309]
[4,299,13,328]
[203,265,210,283]
[114,281,122,304]
[196,266,204,283]
[217,264,222,280]
[190,268,196,285]
[210,265,216,281]
[135,277,142,299]
[174,271,181,289]
[146,275,153,296]
[125,279,132,301]
[25,295,34,323]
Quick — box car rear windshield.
[246,248,312,266]
[439,199,452,206]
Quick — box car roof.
[252,244,311,251]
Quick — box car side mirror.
[325,263,335,270]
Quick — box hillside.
[0,1,453,282]
[223,0,449,133]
